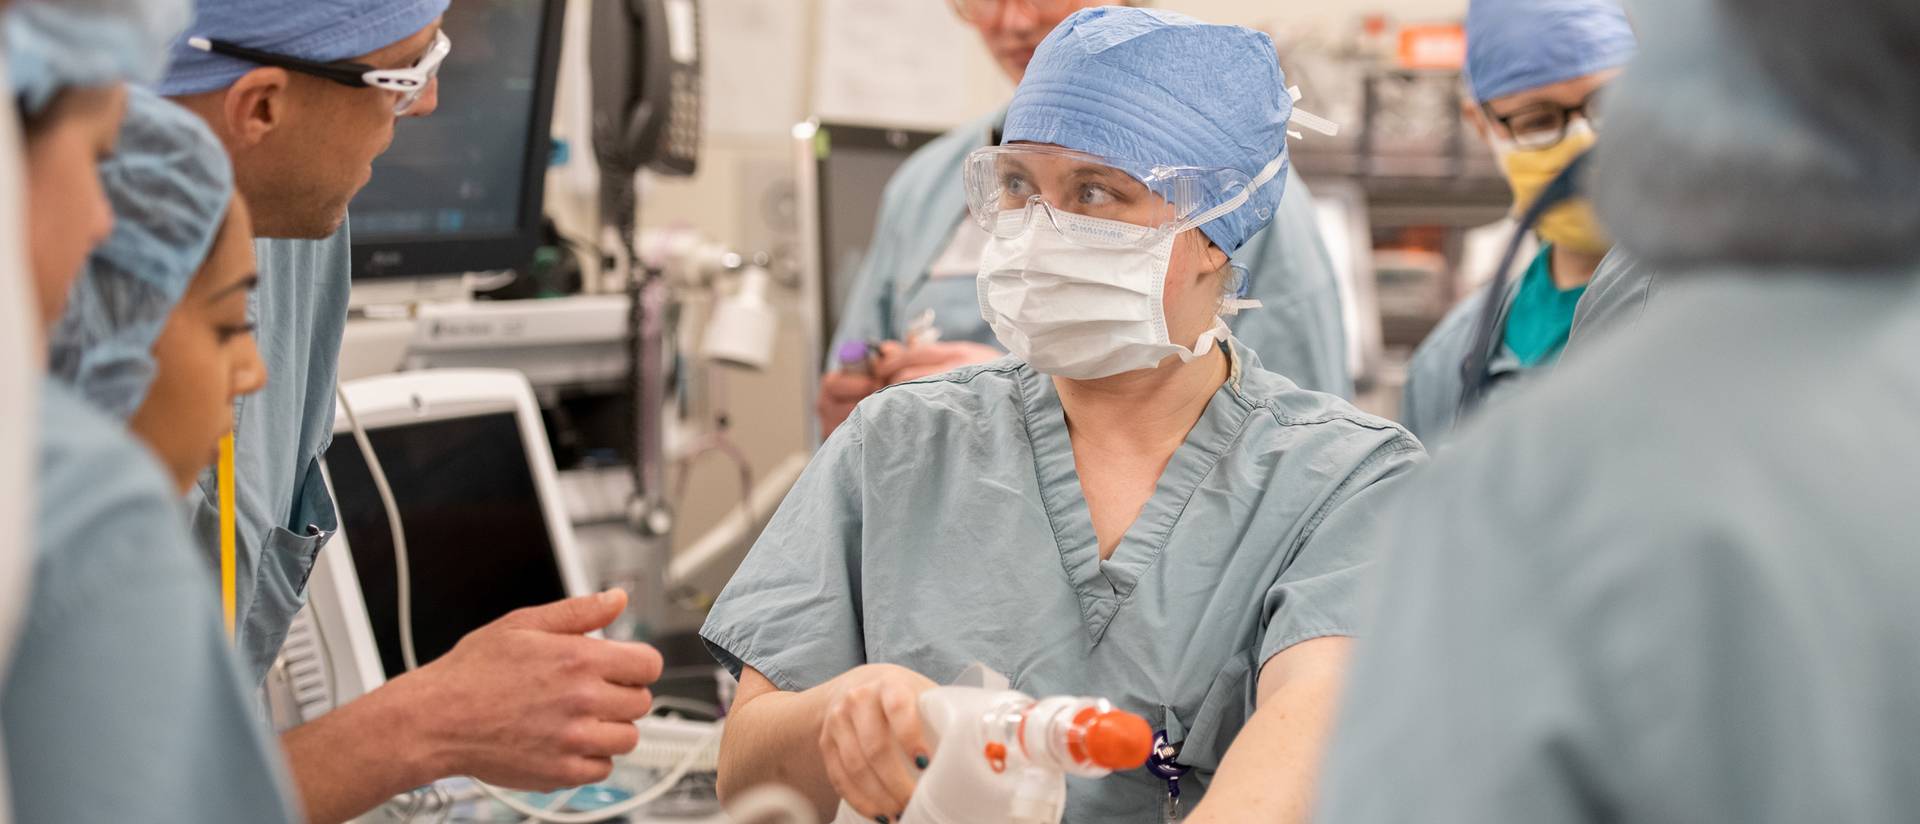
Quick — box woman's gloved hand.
[818,663,940,822]
[816,341,1004,439]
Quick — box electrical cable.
[335,386,419,671]
[514,786,584,824]
[722,786,821,824]
[476,728,718,824]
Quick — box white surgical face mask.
[976,210,1234,381]
[974,146,1287,381]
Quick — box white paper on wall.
[812,0,976,130]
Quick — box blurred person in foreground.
[1564,245,1654,349]
[5,1,296,813]
[0,3,32,819]
[1398,0,1634,444]
[1317,0,1920,821]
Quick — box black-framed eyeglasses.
[187,30,451,116]
[1485,88,1606,150]
[949,0,1075,23]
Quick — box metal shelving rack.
[1293,67,1514,352]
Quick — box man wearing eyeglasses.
[158,2,665,822]
[816,0,1350,436]
[1397,0,1637,444]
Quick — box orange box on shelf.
[1398,23,1467,71]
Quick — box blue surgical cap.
[1465,0,1636,103]
[48,86,235,419]
[6,0,192,117]
[158,0,450,96]
[1002,6,1291,257]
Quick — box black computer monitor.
[811,122,942,348]
[349,0,567,280]
[325,410,573,677]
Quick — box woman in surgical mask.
[817,0,1353,438]
[5,16,295,811]
[1397,0,1637,444]
[700,9,1424,824]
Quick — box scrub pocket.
[1163,647,1259,781]
[241,455,337,684]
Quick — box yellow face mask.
[1493,119,1612,255]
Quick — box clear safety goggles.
[1485,88,1608,151]
[189,29,452,115]
[963,89,1340,250]
[962,144,1284,250]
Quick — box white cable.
[335,385,420,672]
[516,786,585,824]
[723,786,820,824]
[476,723,723,823]
[336,379,726,823]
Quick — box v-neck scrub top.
[701,341,1423,822]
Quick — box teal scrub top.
[1320,266,1920,824]
[702,341,1422,822]
[1502,249,1587,367]
[4,383,296,823]
[184,227,350,684]
[831,111,1353,398]
[1400,246,1571,444]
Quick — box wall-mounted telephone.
[589,0,701,549]
[591,0,703,178]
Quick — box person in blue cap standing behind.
[815,0,1351,438]
[1398,0,1636,444]
[156,2,667,822]
[702,8,1423,823]
[5,5,296,810]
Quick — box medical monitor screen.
[349,0,564,278]
[814,124,940,350]
[325,412,569,678]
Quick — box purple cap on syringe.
[837,340,875,375]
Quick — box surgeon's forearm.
[717,672,841,821]
[281,684,440,824]
[1185,637,1351,824]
